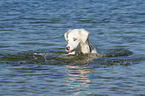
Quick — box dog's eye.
[73,37,77,41]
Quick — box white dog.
[64,29,97,54]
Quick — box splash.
[0,49,144,66]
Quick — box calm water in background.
[0,0,145,95]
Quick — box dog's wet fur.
[64,29,97,55]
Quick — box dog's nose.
[66,46,70,50]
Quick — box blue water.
[0,0,145,95]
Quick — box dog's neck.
[68,39,91,55]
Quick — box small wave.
[0,49,144,67]
[102,49,133,57]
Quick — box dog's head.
[64,29,89,53]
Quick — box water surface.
[0,0,145,95]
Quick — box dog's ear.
[79,29,89,43]
[64,32,68,41]
[64,30,71,41]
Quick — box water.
[0,0,145,95]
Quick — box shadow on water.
[0,48,145,67]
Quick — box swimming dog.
[64,29,97,54]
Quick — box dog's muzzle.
[65,46,70,51]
